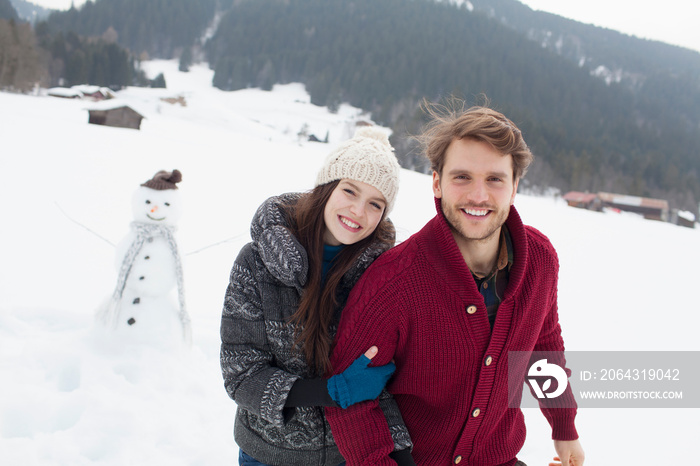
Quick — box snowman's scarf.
[100,222,191,344]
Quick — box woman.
[220,128,413,465]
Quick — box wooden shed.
[88,104,144,130]
[671,209,696,228]
[597,192,669,221]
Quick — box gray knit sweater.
[220,193,412,465]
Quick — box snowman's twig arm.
[185,234,247,256]
[54,202,116,247]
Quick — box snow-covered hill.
[1,61,698,465]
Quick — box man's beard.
[442,202,509,244]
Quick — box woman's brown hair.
[283,180,394,375]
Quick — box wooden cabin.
[72,85,114,101]
[671,209,696,228]
[597,192,669,221]
[88,104,144,130]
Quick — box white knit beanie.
[315,127,400,214]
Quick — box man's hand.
[549,439,584,466]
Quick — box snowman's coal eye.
[145,200,151,204]
[164,202,170,207]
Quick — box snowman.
[98,169,191,346]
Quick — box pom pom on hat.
[316,127,400,214]
[141,169,182,190]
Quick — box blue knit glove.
[327,355,396,409]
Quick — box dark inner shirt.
[471,226,513,329]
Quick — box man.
[325,104,584,466]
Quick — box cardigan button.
[472,408,481,417]
[454,455,462,464]
[466,305,477,314]
[485,355,493,366]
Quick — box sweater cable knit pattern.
[326,199,578,466]
[220,193,411,466]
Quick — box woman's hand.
[327,346,395,408]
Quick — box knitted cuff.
[327,374,351,409]
[549,408,579,440]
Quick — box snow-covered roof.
[678,210,696,222]
[86,99,146,118]
[608,194,642,207]
[71,85,113,96]
[48,87,83,98]
[598,192,668,210]
[72,85,101,94]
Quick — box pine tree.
[178,46,192,72]
[151,72,166,88]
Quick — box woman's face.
[323,179,386,246]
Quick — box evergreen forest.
[0,0,18,21]
[42,0,217,59]
[3,0,700,212]
[205,0,700,211]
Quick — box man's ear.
[511,177,519,205]
[432,171,442,198]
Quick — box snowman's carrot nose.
[151,205,158,213]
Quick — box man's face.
[432,138,518,245]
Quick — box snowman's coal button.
[144,256,150,260]
[127,318,136,325]
[133,297,140,304]
[139,276,145,280]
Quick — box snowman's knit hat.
[315,127,400,214]
[141,169,182,190]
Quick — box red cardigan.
[326,200,578,465]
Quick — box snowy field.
[1,60,698,465]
